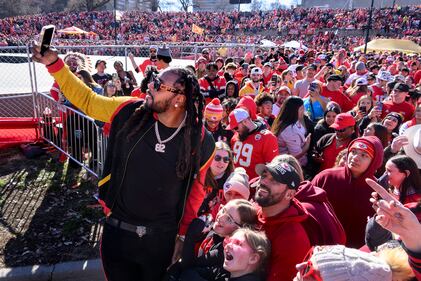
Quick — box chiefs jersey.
[199,75,227,104]
[230,121,279,179]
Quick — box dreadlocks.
[117,67,204,180]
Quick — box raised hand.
[366,178,421,252]
[390,135,409,154]
[31,41,59,66]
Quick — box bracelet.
[176,235,185,242]
[46,58,59,67]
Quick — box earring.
[175,104,179,108]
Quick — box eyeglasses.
[219,207,242,227]
[298,247,323,281]
[151,74,183,95]
[214,155,230,163]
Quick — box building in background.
[193,0,239,11]
[114,0,158,11]
[301,0,420,9]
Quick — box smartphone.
[112,73,118,81]
[39,25,55,56]
[359,106,366,113]
[376,101,383,111]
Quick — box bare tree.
[250,0,262,11]
[270,1,284,10]
[177,0,197,12]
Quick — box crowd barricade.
[35,92,107,177]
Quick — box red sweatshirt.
[295,181,346,246]
[312,136,384,248]
[262,198,311,281]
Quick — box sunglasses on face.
[223,237,245,248]
[151,74,183,95]
[298,247,322,281]
[335,127,349,133]
[214,155,230,163]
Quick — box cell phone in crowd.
[359,106,366,114]
[271,75,278,85]
[38,25,55,56]
[376,101,383,111]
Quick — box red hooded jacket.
[262,198,311,281]
[295,181,346,246]
[236,96,257,120]
[312,136,384,248]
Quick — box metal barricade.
[35,92,107,177]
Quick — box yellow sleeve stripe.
[98,174,111,187]
[200,148,216,171]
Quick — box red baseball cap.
[225,108,249,130]
[330,113,356,130]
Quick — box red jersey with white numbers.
[199,75,227,104]
[230,121,279,179]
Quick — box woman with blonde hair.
[223,228,271,280]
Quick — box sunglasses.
[151,74,183,95]
[214,155,230,163]
[223,237,245,248]
[298,247,322,281]
[335,127,350,133]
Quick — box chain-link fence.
[0,43,257,176]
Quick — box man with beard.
[254,160,311,281]
[199,62,227,104]
[129,45,158,75]
[239,67,267,98]
[312,113,357,172]
[226,108,278,179]
[32,45,215,281]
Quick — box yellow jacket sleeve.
[47,58,137,123]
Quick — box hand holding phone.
[376,101,383,111]
[39,25,55,56]
[32,25,58,65]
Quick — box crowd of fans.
[1,6,420,50]
[42,37,421,280]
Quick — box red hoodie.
[295,181,346,246]
[262,198,311,281]
[312,136,384,248]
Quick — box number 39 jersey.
[230,123,279,179]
